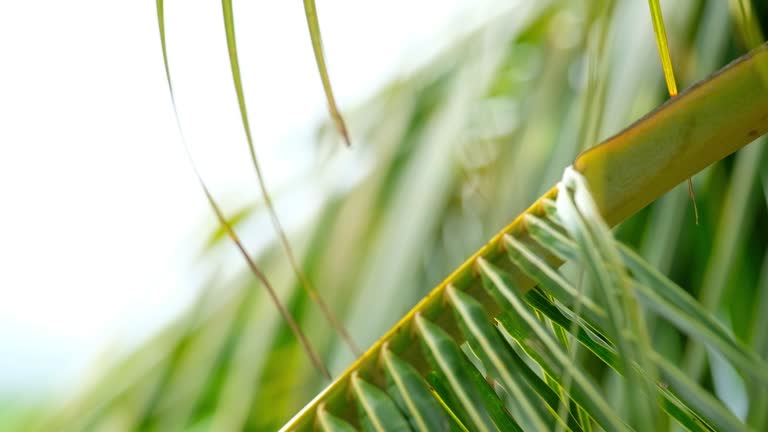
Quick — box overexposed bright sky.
[0,0,509,397]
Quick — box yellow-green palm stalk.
[282,41,768,431]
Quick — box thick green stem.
[575,43,768,225]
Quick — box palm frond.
[281,42,768,430]
[285,156,767,431]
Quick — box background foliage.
[5,0,768,430]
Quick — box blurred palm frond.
[16,1,768,431]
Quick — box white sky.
[0,0,507,397]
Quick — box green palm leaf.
[280,40,768,430]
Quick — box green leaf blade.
[303,0,351,146]
[415,314,517,432]
[351,373,412,432]
[446,285,562,432]
[381,347,451,432]
[318,406,359,432]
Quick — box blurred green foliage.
[7,0,768,431]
